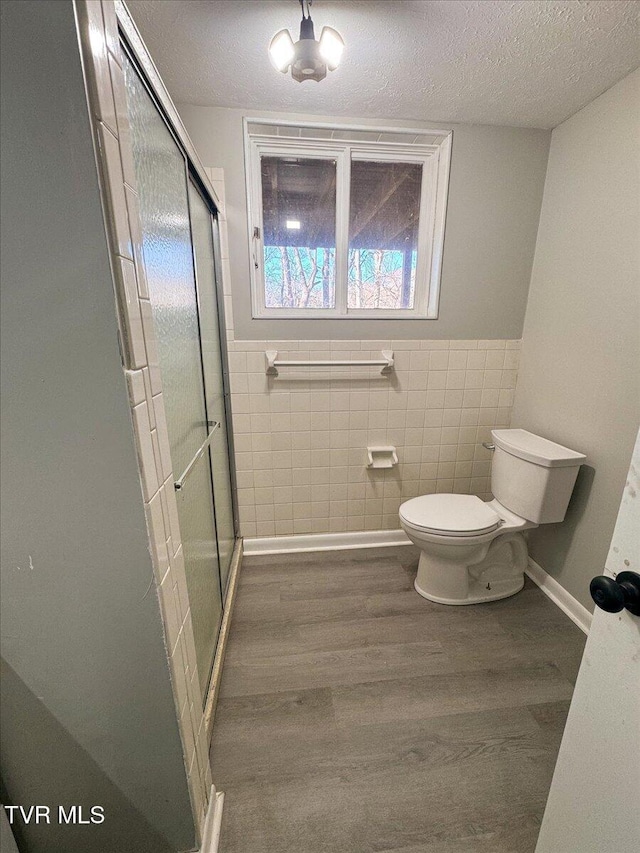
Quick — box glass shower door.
[188,183,235,593]
[124,56,223,700]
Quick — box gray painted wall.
[178,105,550,341]
[511,70,640,611]
[0,2,195,851]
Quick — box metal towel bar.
[265,350,394,376]
[174,422,220,491]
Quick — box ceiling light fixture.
[269,0,345,83]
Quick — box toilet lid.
[400,494,501,537]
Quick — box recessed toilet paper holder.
[367,446,399,469]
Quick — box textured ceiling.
[127,0,640,128]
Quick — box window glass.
[347,160,422,310]
[261,155,337,309]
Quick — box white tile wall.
[225,338,520,538]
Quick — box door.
[188,182,236,593]
[123,54,226,701]
[535,428,640,853]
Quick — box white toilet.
[399,429,586,605]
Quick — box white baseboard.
[243,528,412,556]
[199,788,224,853]
[525,557,592,635]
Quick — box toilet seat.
[399,494,502,538]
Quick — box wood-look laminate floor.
[211,547,587,853]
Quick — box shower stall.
[123,48,238,704]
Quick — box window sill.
[253,311,438,321]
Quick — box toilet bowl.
[399,429,586,605]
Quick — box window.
[245,120,452,319]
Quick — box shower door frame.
[117,4,242,671]
[123,47,235,711]
[117,16,240,556]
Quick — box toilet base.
[412,530,529,605]
[414,573,524,605]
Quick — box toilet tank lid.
[492,429,586,468]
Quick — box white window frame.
[244,119,452,320]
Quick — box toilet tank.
[490,429,586,524]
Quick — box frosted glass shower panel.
[124,56,222,700]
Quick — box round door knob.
[590,571,640,616]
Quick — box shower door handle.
[174,422,220,491]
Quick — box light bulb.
[318,26,344,71]
[269,29,295,72]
